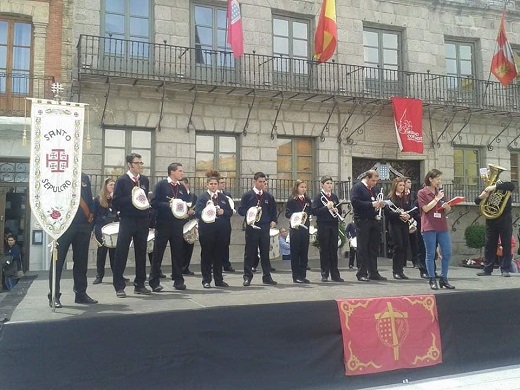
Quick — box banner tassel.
[22,98,27,146]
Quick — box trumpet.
[320,193,345,222]
[375,188,384,221]
[384,200,418,233]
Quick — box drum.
[101,222,120,248]
[269,228,280,260]
[246,206,262,229]
[147,230,155,254]
[309,226,318,244]
[201,200,217,223]
[131,186,150,210]
[183,219,199,244]
[171,198,188,219]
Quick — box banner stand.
[50,240,57,312]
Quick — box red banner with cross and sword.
[336,295,442,375]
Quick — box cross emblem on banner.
[375,302,409,361]
[51,83,64,99]
[46,149,69,172]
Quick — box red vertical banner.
[391,97,423,154]
[227,0,244,58]
[336,295,442,376]
[491,11,517,86]
[313,0,337,63]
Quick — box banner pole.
[51,240,57,312]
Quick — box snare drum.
[101,222,120,248]
[147,230,155,254]
[183,219,199,244]
[309,226,318,244]
[269,228,280,260]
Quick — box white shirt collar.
[127,171,139,180]
[253,187,263,195]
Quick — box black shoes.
[306,266,311,271]
[48,297,62,308]
[116,290,126,298]
[357,276,369,282]
[394,273,410,280]
[159,273,167,278]
[174,282,187,291]
[270,267,276,272]
[243,278,251,287]
[134,286,151,295]
[393,273,404,280]
[215,281,229,287]
[477,271,492,276]
[429,278,438,290]
[263,278,277,285]
[294,279,305,284]
[439,278,455,289]
[331,277,345,283]
[369,274,387,281]
[75,293,98,304]
[152,285,164,292]
[93,277,103,285]
[420,272,429,279]
[223,266,236,273]
[321,277,329,282]
[123,277,130,282]
[203,282,211,288]
[182,270,195,276]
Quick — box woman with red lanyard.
[417,169,454,290]
[384,177,413,280]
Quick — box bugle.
[384,200,418,233]
[320,194,346,222]
[375,188,384,221]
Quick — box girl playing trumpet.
[384,177,414,280]
[285,179,312,283]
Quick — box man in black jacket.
[238,172,277,286]
[112,153,151,297]
[350,170,387,282]
[48,172,97,307]
[476,173,515,277]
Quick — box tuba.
[479,164,511,220]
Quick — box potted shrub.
[461,224,486,268]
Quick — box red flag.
[391,97,423,154]
[227,0,244,58]
[314,0,337,63]
[337,296,442,376]
[491,12,517,86]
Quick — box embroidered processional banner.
[29,99,86,240]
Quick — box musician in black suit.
[285,179,311,283]
[311,176,344,283]
[350,170,387,282]
[149,162,192,292]
[48,172,97,307]
[181,178,197,276]
[195,170,233,288]
[237,172,277,286]
[218,178,235,273]
[405,178,427,278]
[112,153,151,297]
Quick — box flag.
[313,0,337,63]
[336,295,442,376]
[391,97,424,154]
[491,12,517,86]
[227,0,244,58]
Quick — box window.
[511,152,519,192]
[102,0,151,58]
[453,148,481,190]
[445,41,475,88]
[195,134,237,184]
[103,128,153,176]
[363,28,401,94]
[0,18,32,95]
[193,4,234,68]
[272,16,309,75]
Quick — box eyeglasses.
[131,162,144,166]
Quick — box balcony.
[0,74,55,117]
[77,35,520,112]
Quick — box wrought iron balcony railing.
[88,174,519,206]
[0,73,55,117]
[78,35,520,112]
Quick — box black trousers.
[244,225,272,281]
[112,216,148,291]
[221,222,232,269]
[289,227,309,281]
[483,212,513,273]
[149,219,185,288]
[389,222,409,274]
[415,227,427,274]
[182,240,195,272]
[408,229,418,266]
[355,219,381,279]
[94,225,115,277]
[199,225,226,285]
[317,221,340,279]
[348,247,358,268]
[49,223,91,296]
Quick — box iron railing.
[78,35,520,112]
[0,73,55,117]
[88,174,519,205]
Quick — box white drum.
[269,228,280,260]
[309,226,318,244]
[101,222,120,248]
[147,230,155,254]
[131,186,150,210]
[183,219,199,244]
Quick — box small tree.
[464,224,486,259]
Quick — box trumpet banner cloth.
[336,295,442,376]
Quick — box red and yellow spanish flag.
[491,11,517,86]
[313,0,337,63]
